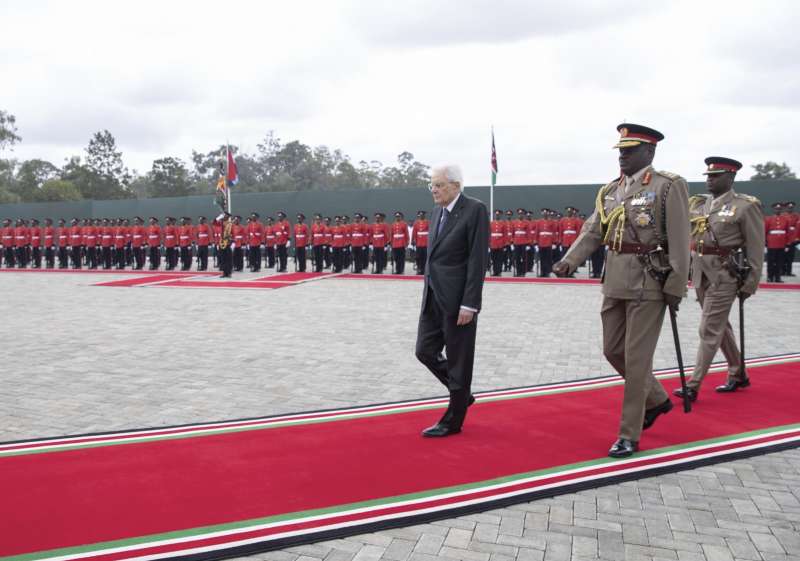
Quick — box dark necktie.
[437,208,449,239]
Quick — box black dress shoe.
[715,378,750,393]
[608,438,638,458]
[643,398,674,430]
[422,423,461,438]
[672,387,698,402]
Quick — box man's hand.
[457,309,475,326]
[553,261,571,277]
[664,293,682,311]
[738,290,752,301]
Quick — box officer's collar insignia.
[642,171,652,185]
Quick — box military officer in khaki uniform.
[673,157,764,403]
[554,123,690,458]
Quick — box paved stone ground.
[2,263,799,561]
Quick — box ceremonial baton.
[668,304,692,413]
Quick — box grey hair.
[432,164,464,190]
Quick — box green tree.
[750,161,797,180]
[62,154,133,200]
[147,157,192,198]
[39,179,82,201]
[11,159,59,201]
[0,110,21,151]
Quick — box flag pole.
[490,126,495,217]
[225,142,232,214]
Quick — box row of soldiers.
[1,201,797,278]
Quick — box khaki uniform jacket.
[689,190,764,295]
[563,166,690,301]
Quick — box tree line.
[0,110,432,204]
[0,108,796,204]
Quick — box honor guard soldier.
[263,217,276,268]
[489,209,506,276]
[275,211,291,272]
[82,219,97,269]
[68,218,82,269]
[784,201,797,275]
[361,214,372,268]
[559,207,583,275]
[342,215,353,269]
[231,215,245,271]
[43,218,56,268]
[113,219,126,269]
[124,219,134,265]
[554,123,690,458]
[12,219,27,268]
[246,213,264,272]
[674,157,764,403]
[371,212,390,273]
[29,219,42,268]
[162,217,178,270]
[146,217,162,269]
[218,213,234,277]
[412,210,430,275]
[391,211,410,274]
[525,211,537,273]
[322,216,333,269]
[350,213,367,273]
[55,219,68,268]
[512,208,530,276]
[178,217,194,271]
[130,217,146,270]
[294,213,309,272]
[330,216,346,272]
[1,219,14,267]
[311,214,326,272]
[503,209,514,271]
[195,216,211,271]
[99,219,112,269]
[536,209,556,277]
[764,203,789,282]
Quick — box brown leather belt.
[697,246,737,257]
[614,242,658,254]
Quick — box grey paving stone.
[4,271,800,561]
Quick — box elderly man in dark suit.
[415,164,490,437]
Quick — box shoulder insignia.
[655,170,682,181]
[735,193,760,204]
[688,194,709,208]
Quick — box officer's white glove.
[286,241,291,248]
[411,244,416,250]
[534,245,539,251]
[526,245,531,250]
[260,245,265,250]
[230,243,236,250]
[510,244,515,250]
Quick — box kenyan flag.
[491,128,498,187]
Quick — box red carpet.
[94,274,189,287]
[2,354,798,561]
[153,279,295,289]
[258,272,331,282]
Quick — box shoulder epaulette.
[655,170,683,181]
[735,193,760,204]
[688,194,710,207]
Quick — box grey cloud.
[347,0,658,47]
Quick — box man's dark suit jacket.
[422,193,490,316]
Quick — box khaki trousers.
[688,275,742,390]
[601,297,670,442]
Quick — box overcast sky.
[2,0,798,186]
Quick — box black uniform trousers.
[233,247,244,271]
[332,247,343,272]
[85,246,97,269]
[197,245,209,270]
[373,246,387,273]
[344,246,352,269]
[101,247,112,269]
[767,248,784,281]
[513,245,526,276]
[248,245,261,272]
[415,287,478,429]
[490,248,503,276]
[351,246,363,273]
[45,247,55,268]
[526,246,536,272]
[323,244,331,269]
[415,247,427,275]
[133,247,145,269]
[31,247,41,268]
[180,246,192,270]
[71,246,82,269]
[57,247,67,268]
[165,247,176,270]
[277,244,288,272]
[784,244,796,275]
[590,246,606,278]
[265,246,275,268]
[220,246,233,277]
[149,246,161,270]
[296,246,307,271]
[312,245,324,272]
[392,247,405,274]
[539,247,553,277]
[5,247,15,267]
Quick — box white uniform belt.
[769,229,786,234]
[515,230,527,235]
[491,233,503,237]
[393,234,405,238]
[563,229,577,234]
